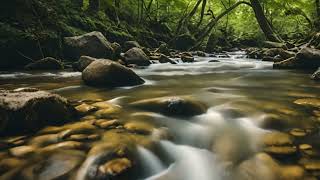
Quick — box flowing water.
[1,52,320,179]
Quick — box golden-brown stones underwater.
[0,97,170,179]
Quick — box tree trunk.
[191,1,251,50]
[316,0,320,30]
[115,0,120,8]
[175,0,203,35]
[249,0,282,42]
[89,0,100,11]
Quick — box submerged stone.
[129,96,207,117]
[294,98,320,108]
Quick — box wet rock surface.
[0,89,76,135]
[82,59,145,87]
[123,47,151,66]
[129,96,207,117]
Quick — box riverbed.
[1,52,320,180]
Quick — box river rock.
[129,96,207,117]
[111,42,122,58]
[294,98,320,108]
[196,51,206,57]
[74,56,96,72]
[24,57,64,70]
[76,141,135,180]
[295,47,320,68]
[0,89,76,135]
[123,47,151,66]
[181,53,194,63]
[159,54,177,64]
[64,31,114,60]
[82,59,145,87]
[157,43,170,55]
[98,158,132,178]
[123,41,140,51]
[311,68,320,80]
[75,103,98,116]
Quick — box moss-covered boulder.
[64,31,114,61]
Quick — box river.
[1,51,320,179]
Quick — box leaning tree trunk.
[190,1,251,50]
[250,0,282,42]
[89,0,100,11]
[316,0,320,30]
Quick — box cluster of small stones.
[260,97,320,179]
[0,99,169,179]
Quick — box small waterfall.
[137,146,166,177]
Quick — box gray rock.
[159,54,177,64]
[123,41,141,52]
[24,57,63,70]
[82,59,145,87]
[74,56,96,72]
[0,89,76,135]
[64,31,114,61]
[123,48,151,66]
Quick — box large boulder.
[311,68,320,80]
[73,56,96,72]
[123,41,141,52]
[123,48,151,66]
[295,47,320,68]
[82,59,145,87]
[129,96,207,117]
[64,31,114,61]
[0,88,76,135]
[24,57,63,70]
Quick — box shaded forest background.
[0,0,319,69]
